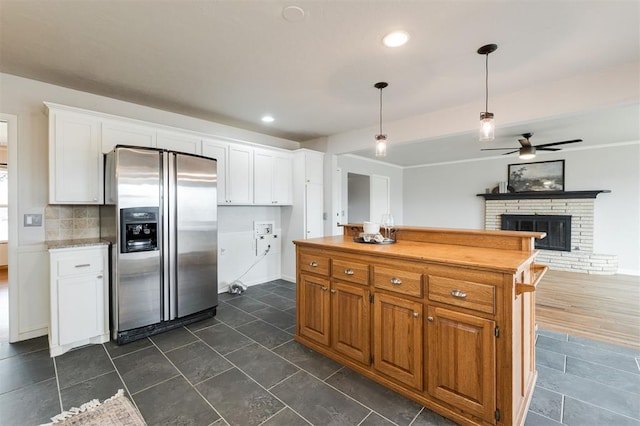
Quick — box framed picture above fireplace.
[508,159,565,192]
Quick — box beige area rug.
[42,390,146,426]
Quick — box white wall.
[403,143,640,274]
[337,155,403,225]
[0,73,300,340]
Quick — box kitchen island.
[294,225,547,426]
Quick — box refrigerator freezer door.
[114,147,163,331]
[173,153,218,317]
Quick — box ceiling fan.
[481,133,583,159]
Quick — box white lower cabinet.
[49,245,109,357]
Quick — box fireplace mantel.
[476,190,610,200]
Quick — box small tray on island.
[353,235,396,244]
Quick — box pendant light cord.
[379,88,383,135]
[485,53,489,113]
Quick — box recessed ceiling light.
[382,31,409,47]
[261,115,275,123]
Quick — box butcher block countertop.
[294,225,545,274]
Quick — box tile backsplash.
[45,205,100,241]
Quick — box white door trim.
[0,113,18,342]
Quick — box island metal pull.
[413,312,419,318]
[75,264,91,268]
[321,286,328,291]
[330,289,336,294]
[427,316,434,322]
[450,289,467,299]
[344,268,354,275]
[390,277,402,286]
[309,261,318,267]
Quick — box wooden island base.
[294,225,547,426]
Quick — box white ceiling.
[1,1,639,165]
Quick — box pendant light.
[374,82,389,157]
[477,43,498,141]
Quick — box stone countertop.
[46,238,111,250]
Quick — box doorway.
[347,172,390,225]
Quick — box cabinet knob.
[97,275,103,279]
[330,289,336,294]
[309,261,318,267]
[427,316,434,322]
[321,286,328,291]
[344,268,354,275]
[450,289,467,299]
[413,312,419,318]
[390,277,402,285]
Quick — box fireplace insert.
[501,214,571,251]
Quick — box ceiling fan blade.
[518,138,532,147]
[501,150,520,155]
[481,147,520,151]
[537,147,562,151]
[534,139,583,148]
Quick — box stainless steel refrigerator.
[101,146,218,344]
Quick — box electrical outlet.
[24,214,43,227]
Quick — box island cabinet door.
[373,293,423,389]
[298,273,331,346]
[330,281,371,365]
[426,306,497,424]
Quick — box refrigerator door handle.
[161,152,171,321]
[167,153,178,320]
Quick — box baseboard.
[281,273,295,283]
[616,268,640,276]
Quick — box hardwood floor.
[536,269,640,350]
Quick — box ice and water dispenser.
[120,207,159,253]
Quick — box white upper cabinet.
[254,149,293,205]
[48,108,103,204]
[101,120,156,153]
[157,130,202,155]
[228,144,254,204]
[202,138,228,204]
[305,151,324,184]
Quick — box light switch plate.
[24,213,43,227]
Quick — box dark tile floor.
[1,279,639,425]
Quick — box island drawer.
[299,251,330,276]
[332,258,369,285]
[427,275,495,314]
[373,266,423,297]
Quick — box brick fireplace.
[480,191,617,274]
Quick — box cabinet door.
[157,131,201,155]
[253,150,274,204]
[426,306,496,423]
[305,182,324,238]
[272,154,293,204]
[228,144,254,204]
[373,293,423,389]
[305,151,324,184]
[101,120,156,153]
[50,111,102,204]
[298,273,330,346]
[331,281,370,365]
[202,139,228,204]
[57,274,104,345]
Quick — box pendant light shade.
[374,82,389,157]
[478,44,497,142]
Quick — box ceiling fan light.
[479,112,495,141]
[375,134,388,157]
[519,146,536,160]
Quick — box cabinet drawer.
[374,267,423,297]
[55,255,104,277]
[300,252,330,276]
[428,276,495,314]
[332,258,369,285]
